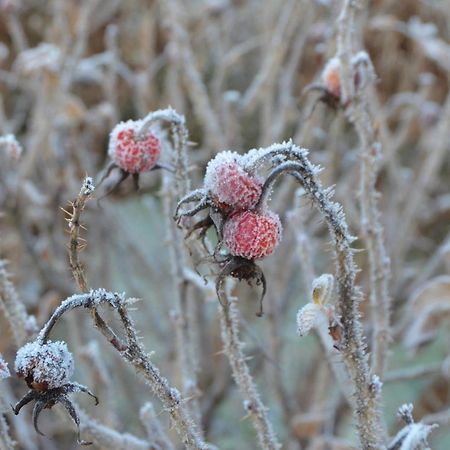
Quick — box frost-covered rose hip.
[223,210,282,260]
[13,340,98,443]
[108,120,161,174]
[15,340,74,390]
[204,151,262,211]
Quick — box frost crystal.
[15,341,74,389]
[0,353,10,379]
[81,177,95,196]
[370,375,383,395]
[398,403,414,424]
[204,151,262,210]
[296,303,321,337]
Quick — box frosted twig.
[35,289,212,449]
[257,141,385,449]
[66,177,95,293]
[140,402,175,450]
[0,260,36,348]
[388,404,437,450]
[217,289,281,450]
[77,409,150,450]
[240,0,299,114]
[337,0,391,378]
[162,0,225,150]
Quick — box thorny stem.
[66,177,94,294]
[0,260,35,348]
[64,177,125,349]
[336,0,391,378]
[217,288,281,450]
[36,289,212,450]
[141,108,204,428]
[256,141,385,449]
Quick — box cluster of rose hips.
[175,149,291,316]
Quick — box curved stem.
[254,141,385,449]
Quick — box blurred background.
[0,0,450,449]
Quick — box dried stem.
[337,0,391,378]
[217,288,281,450]
[257,141,385,449]
[66,177,94,294]
[36,289,212,449]
[140,402,176,450]
[0,260,35,348]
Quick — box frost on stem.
[388,403,438,450]
[32,289,211,449]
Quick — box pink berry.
[321,57,341,98]
[204,151,262,211]
[108,120,161,174]
[223,210,282,260]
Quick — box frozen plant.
[99,119,163,195]
[12,340,98,445]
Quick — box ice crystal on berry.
[15,340,74,390]
[223,210,282,260]
[108,120,161,174]
[13,340,98,444]
[204,151,262,211]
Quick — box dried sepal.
[311,273,334,305]
[216,257,266,317]
[296,303,321,337]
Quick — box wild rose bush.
[1,1,450,450]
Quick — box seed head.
[204,151,262,211]
[15,341,74,391]
[223,210,282,260]
[108,120,161,174]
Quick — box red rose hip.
[108,120,161,174]
[223,210,282,260]
[204,151,262,211]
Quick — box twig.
[140,402,176,450]
[217,289,281,450]
[337,0,391,378]
[257,141,386,449]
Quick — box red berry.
[223,210,282,260]
[108,120,161,174]
[321,57,341,98]
[204,151,262,211]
